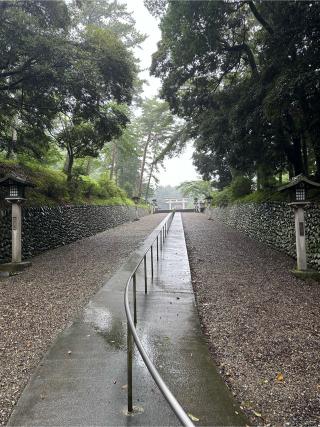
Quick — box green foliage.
[230,177,252,199]
[0,160,131,207]
[211,187,233,207]
[135,97,183,199]
[0,0,137,161]
[178,180,213,199]
[152,1,320,187]
[211,187,284,207]
[236,190,288,204]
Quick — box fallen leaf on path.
[188,413,199,422]
[253,411,262,418]
[276,372,284,382]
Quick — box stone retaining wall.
[211,202,320,270]
[0,205,148,263]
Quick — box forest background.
[1,1,320,208]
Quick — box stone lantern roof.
[278,174,320,192]
[0,172,34,188]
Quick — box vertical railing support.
[144,255,147,294]
[156,236,159,261]
[127,324,133,413]
[151,245,154,279]
[133,273,137,325]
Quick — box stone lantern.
[132,195,140,221]
[204,195,213,220]
[194,197,199,213]
[151,199,158,214]
[0,172,34,273]
[279,174,320,272]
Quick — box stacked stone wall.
[0,205,148,263]
[211,202,320,270]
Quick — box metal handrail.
[124,212,194,427]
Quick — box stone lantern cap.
[278,174,320,206]
[0,172,34,188]
[278,174,320,192]
[0,172,34,201]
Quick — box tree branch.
[224,43,259,78]
[0,57,37,78]
[247,1,274,35]
[0,77,25,90]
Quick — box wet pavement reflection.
[9,214,247,426]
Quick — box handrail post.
[133,273,137,325]
[151,245,154,279]
[144,255,147,294]
[127,323,133,413]
[156,236,159,261]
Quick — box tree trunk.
[308,133,320,180]
[256,168,261,191]
[291,135,304,175]
[313,144,320,180]
[301,134,309,176]
[145,161,155,202]
[288,164,294,179]
[65,150,74,183]
[137,133,151,197]
[85,158,92,175]
[110,143,116,180]
[6,121,17,159]
[282,136,304,177]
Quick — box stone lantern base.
[291,268,320,282]
[0,261,32,277]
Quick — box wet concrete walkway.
[9,213,246,426]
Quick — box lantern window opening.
[296,188,305,201]
[10,185,19,198]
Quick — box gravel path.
[0,213,165,425]
[182,212,320,426]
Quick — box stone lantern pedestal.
[0,173,33,275]
[279,174,320,280]
[132,196,140,221]
[288,201,308,271]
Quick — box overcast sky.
[126,0,200,186]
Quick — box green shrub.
[79,175,100,198]
[0,160,133,207]
[230,176,252,198]
[97,174,127,199]
[211,187,233,207]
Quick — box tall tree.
[134,98,180,199]
[151,1,320,186]
[0,0,138,168]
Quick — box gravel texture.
[182,212,320,426]
[0,213,165,425]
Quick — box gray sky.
[126,0,200,186]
